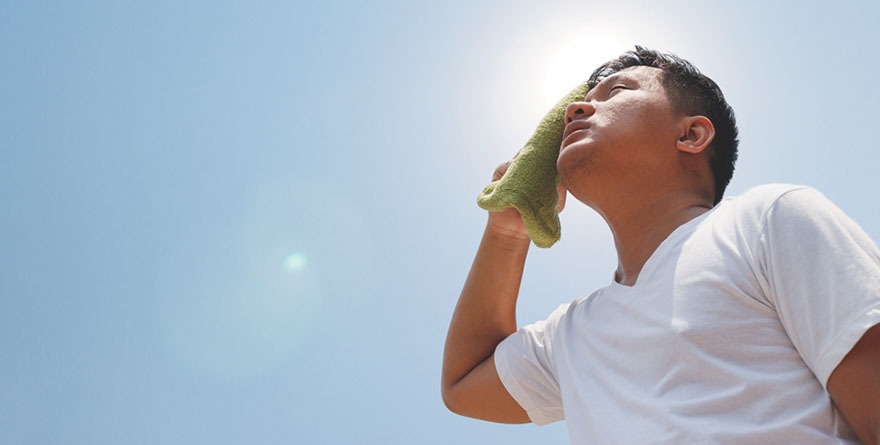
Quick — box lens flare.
[283,252,308,272]
[152,176,375,384]
[152,250,322,384]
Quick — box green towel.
[477,82,590,248]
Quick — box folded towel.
[477,83,590,248]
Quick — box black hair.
[588,46,738,205]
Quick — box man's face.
[557,66,683,198]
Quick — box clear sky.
[2,1,879,443]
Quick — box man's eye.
[608,85,627,96]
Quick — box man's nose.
[565,102,595,124]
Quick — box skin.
[556,67,715,285]
[827,325,880,445]
[441,66,880,442]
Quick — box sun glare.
[541,33,630,109]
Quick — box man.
[441,46,880,443]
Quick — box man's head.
[584,46,738,205]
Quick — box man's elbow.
[441,380,487,419]
[440,378,531,424]
[440,381,466,416]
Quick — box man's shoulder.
[722,183,818,214]
[719,184,844,233]
[728,183,812,204]
[710,184,819,230]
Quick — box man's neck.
[602,191,713,286]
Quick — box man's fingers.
[557,184,567,213]
[492,160,513,181]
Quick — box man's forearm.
[441,224,530,393]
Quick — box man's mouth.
[561,122,591,148]
[562,121,591,141]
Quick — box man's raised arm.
[440,161,565,424]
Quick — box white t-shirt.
[495,184,880,444]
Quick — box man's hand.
[485,159,568,242]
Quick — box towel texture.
[477,83,589,248]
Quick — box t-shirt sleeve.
[759,187,880,389]
[494,305,568,425]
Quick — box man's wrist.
[484,222,531,248]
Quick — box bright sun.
[541,33,631,108]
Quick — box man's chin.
[557,146,595,179]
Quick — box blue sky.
[2,1,879,443]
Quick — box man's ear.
[676,115,715,154]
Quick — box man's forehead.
[594,66,662,86]
[586,66,663,99]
